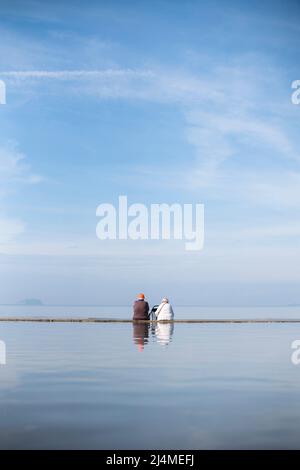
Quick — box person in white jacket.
[155,297,174,321]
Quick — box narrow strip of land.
[0,318,300,323]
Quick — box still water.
[0,314,300,449]
[1,304,300,319]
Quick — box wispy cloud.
[0,67,222,104]
[3,62,298,200]
[1,53,299,251]
[0,69,154,79]
[0,143,41,245]
[0,142,42,187]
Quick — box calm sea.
[1,304,300,319]
[0,306,300,449]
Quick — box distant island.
[17,298,44,306]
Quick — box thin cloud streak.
[0,69,155,79]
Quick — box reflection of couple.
[132,322,174,351]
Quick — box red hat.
[137,293,145,300]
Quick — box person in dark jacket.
[133,293,149,320]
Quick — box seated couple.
[133,293,174,321]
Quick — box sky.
[0,0,300,306]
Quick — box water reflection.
[1,322,299,449]
[133,322,150,351]
[133,322,174,350]
[154,322,174,346]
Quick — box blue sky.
[0,0,300,305]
